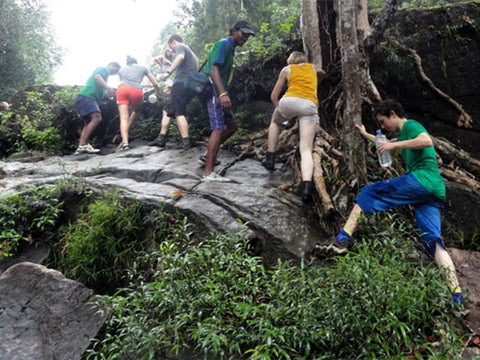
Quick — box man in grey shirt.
[150,34,198,149]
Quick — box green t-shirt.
[204,37,235,92]
[78,67,110,102]
[398,120,445,200]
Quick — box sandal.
[118,143,130,152]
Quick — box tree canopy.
[0,0,62,101]
[152,0,300,62]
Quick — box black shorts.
[169,82,196,117]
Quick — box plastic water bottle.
[375,130,392,167]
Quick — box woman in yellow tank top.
[263,51,325,203]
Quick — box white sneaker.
[201,172,232,182]
[74,143,100,155]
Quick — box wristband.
[219,92,228,97]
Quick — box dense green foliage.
[0,88,79,156]
[0,186,63,259]
[86,213,464,359]
[55,189,149,291]
[152,0,300,63]
[0,0,62,100]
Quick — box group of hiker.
[73,20,255,183]
[72,19,464,305]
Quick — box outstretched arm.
[147,72,159,94]
[355,123,376,142]
[378,132,432,154]
[159,53,185,81]
[94,74,116,97]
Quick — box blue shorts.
[356,173,446,256]
[206,95,234,130]
[75,94,100,117]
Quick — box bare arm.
[94,74,116,97]
[378,132,433,154]
[146,72,159,94]
[154,56,173,71]
[355,123,376,142]
[210,64,230,109]
[159,53,185,81]
[270,66,289,107]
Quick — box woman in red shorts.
[116,56,159,151]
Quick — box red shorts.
[116,84,143,108]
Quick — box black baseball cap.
[232,20,255,36]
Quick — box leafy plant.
[0,186,63,259]
[57,189,148,291]
[0,89,66,156]
[86,213,464,359]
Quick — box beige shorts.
[274,97,319,124]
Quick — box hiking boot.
[302,181,313,204]
[201,172,232,182]
[74,143,100,155]
[262,151,275,170]
[175,137,192,150]
[197,155,221,167]
[148,134,166,147]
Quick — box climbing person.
[153,48,174,75]
[116,56,159,151]
[74,62,121,154]
[149,35,198,150]
[330,98,464,305]
[262,51,326,203]
[199,19,255,182]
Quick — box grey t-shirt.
[118,65,149,89]
[173,43,198,84]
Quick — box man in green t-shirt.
[331,99,463,305]
[198,20,255,182]
[74,62,120,155]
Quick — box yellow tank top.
[284,63,318,106]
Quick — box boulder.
[0,262,108,360]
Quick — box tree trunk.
[338,0,366,177]
[301,0,323,67]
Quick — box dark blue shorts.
[206,95,234,130]
[356,173,446,255]
[75,94,100,117]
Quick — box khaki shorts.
[274,97,319,123]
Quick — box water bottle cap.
[376,129,382,135]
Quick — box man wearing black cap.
[198,20,255,182]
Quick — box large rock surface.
[0,262,108,360]
[0,142,322,263]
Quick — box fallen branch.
[440,167,480,190]
[434,137,480,178]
